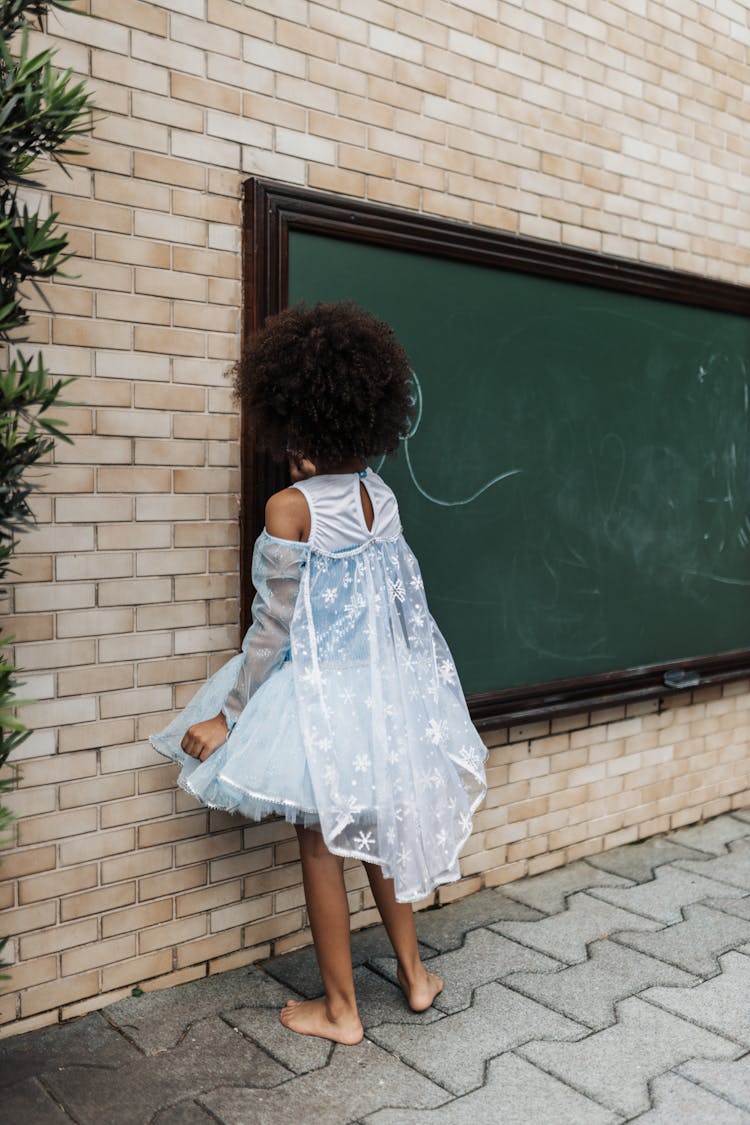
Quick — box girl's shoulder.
[265,486,311,543]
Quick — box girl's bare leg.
[279,825,363,1044]
[364,862,443,1011]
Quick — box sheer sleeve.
[221,531,310,729]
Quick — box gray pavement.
[2,810,750,1123]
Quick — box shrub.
[0,0,94,982]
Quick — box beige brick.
[172,191,240,229]
[53,194,131,235]
[56,553,133,581]
[174,467,239,493]
[136,548,205,576]
[99,577,171,607]
[137,603,208,639]
[171,71,241,115]
[176,928,241,969]
[91,0,167,34]
[15,638,95,672]
[53,317,131,351]
[96,524,169,552]
[52,434,131,465]
[173,414,238,443]
[172,128,240,170]
[56,497,133,523]
[135,324,204,357]
[136,495,207,521]
[102,949,173,991]
[134,438,205,467]
[20,969,100,1018]
[7,952,57,993]
[100,686,172,719]
[95,352,170,384]
[57,608,134,639]
[140,864,208,901]
[59,774,135,810]
[2,614,52,643]
[0,845,57,882]
[244,909,304,948]
[134,382,206,412]
[103,899,172,938]
[20,918,98,961]
[101,844,173,886]
[6,556,53,584]
[134,268,205,304]
[174,301,238,333]
[138,655,207,687]
[59,717,136,753]
[172,245,239,281]
[98,467,171,493]
[97,291,171,328]
[19,863,98,906]
[18,807,98,848]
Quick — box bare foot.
[279,997,364,1044]
[397,964,444,1012]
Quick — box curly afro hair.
[232,300,415,467]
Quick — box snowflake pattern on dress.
[289,531,487,901]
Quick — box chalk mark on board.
[683,569,750,586]
[374,369,522,506]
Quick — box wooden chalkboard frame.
[240,176,750,730]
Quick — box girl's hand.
[181,713,230,761]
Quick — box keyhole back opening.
[359,479,375,532]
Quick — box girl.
[150,301,487,1045]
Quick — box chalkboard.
[242,179,750,724]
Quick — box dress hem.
[150,735,487,903]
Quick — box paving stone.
[230,1005,333,1075]
[353,966,444,1030]
[199,1038,448,1125]
[260,926,434,998]
[0,1011,138,1088]
[367,981,586,1096]
[629,1071,750,1124]
[371,926,561,1014]
[706,896,750,921]
[733,810,750,825]
[497,858,633,914]
[587,836,707,883]
[43,1014,290,1125]
[643,951,750,1047]
[0,1077,72,1123]
[491,891,664,963]
[678,1052,750,1110]
[588,865,746,924]
[153,1100,219,1124]
[669,815,750,856]
[673,839,750,892]
[506,939,696,1029]
[362,1051,622,1125]
[613,903,750,977]
[518,995,741,1118]
[414,887,542,952]
[103,964,296,1054]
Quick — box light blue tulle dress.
[149,468,487,902]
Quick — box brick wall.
[1,0,749,1037]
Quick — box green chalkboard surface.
[287,229,750,697]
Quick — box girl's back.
[290,467,400,552]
